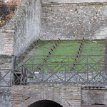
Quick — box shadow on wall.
[28,100,63,107]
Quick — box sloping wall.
[1,0,107,55]
[0,0,41,56]
[0,30,14,55]
[14,0,41,56]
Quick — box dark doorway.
[28,100,63,107]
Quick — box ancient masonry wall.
[82,89,107,105]
[14,0,41,56]
[11,84,81,107]
[40,0,107,40]
[0,30,14,56]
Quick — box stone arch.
[28,100,63,107]
[11,85,81,107]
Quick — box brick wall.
[40,1,107,40]
[14,0,41,56]
[82,88,107,105]
[0,30,14,55]
[1,0,41,56]
[11,84,81,107]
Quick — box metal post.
[12,55,17,70]
[12,55,16,85]
[12,55,21,85]
[21,65,27,85]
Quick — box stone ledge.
[42,0,107,4]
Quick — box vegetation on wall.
[0,1,16,27]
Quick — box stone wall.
[0,56,13,107]
[0,88,11,107]
[11,84,81,107]
[82,89,107,105]
[1,0,107,56]
[0,30,14,55]
[40,1,107,40]
[14,0,41,56]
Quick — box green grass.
[24,40,105,72]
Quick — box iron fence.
[0,55,107,86]
[13,54,107,85]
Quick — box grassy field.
[25,40,105,72]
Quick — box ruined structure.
[1,0,107,107]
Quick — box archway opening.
[28,100,63,107]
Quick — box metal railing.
[0,54,107,86]
[12,54,107,85]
